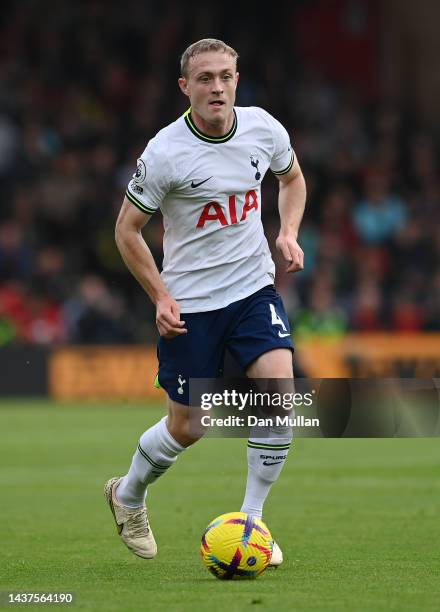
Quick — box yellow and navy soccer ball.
[200,512,273,579]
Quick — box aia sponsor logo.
[196,190,259,228]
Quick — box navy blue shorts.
[157,285,293,405]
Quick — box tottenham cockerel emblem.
[177,374,186,395]
[250,155,261,181]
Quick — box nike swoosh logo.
[278,331,290,337]
[109,497,123,534]
[263,460,283,466]
[191,177,212,188]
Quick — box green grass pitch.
[0,400,439,611]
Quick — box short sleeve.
[126,136,171,214]
[264,111,295,176]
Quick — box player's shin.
[116,416,186,507]
[240,423,293,518]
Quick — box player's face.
[178,51,239,130]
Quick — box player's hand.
[156,295,187,338]
[275,234,304,273]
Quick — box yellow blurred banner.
[298,333,440,377]
[49,346,162,400]
[48,334,440,400]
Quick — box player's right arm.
[115,197,187,338]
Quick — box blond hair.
[180,38,238,78]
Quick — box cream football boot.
[268,540,283,567]
[104,476,157,559]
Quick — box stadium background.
[0,0,439,398]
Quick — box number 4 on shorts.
[269,303,287,332]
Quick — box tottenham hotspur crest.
[250,155,261,180]
[177,374,186,395]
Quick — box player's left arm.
[275,156,306,273]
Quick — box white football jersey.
[126,106,294,313]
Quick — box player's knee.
[268,424,293,442]
[167,411,204,447]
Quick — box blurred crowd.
[0,0,439,347]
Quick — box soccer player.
[105,39,306,566]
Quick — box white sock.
[117,416,186,508]
[240,425,293,518]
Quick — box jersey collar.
[184,108,237,144]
